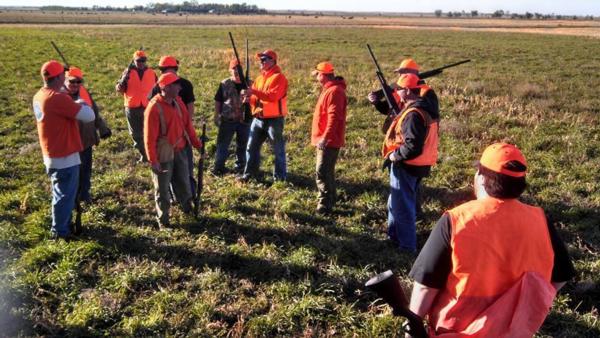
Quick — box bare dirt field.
[2,10,600,37]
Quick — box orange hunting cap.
[229,59,239,69]
[396,73,421,89]
[312,61,335,75]
[256,49,277,61]
[158,55,178,68]
[41,60,65,80]
[158,73,179,88]
[394,58,420,74]
[479,143,528,178]
[66,66,84,79]
[133,50,147,60]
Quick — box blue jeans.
[387,163,419,252]
[244,117,287,180]
[79,146,93,203]
[47,165,80,237]
[214,121,250,173]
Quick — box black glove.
[99,127,112,139]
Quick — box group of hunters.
[33,43,575,336]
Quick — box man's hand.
[367,91,379,104]
[151,162,165,174]
[213,115,221,126]
[115,83,124,92]
[75,98,88,106]
[317,139,327,150]
[241,88,253,98]
[388,151,402,162]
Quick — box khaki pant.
[152,149,192,225]
[316,147,340,210]
[125,106,146,160]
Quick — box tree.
[492,10,504,18]
[434,9,442,17]
[471,10,478,17]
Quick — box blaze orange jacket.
[250,65,288,118]
[429,197,555,336]
[311,78,347,148]
[144,95,201,164]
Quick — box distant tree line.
[40,2,267,14]
[434,9,594,20]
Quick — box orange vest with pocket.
[124,68,156,108]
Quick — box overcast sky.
[3,0,599,16]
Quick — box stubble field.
[0,24,599,337]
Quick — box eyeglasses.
[68,79,82,84]
[135,58,147,63]
[260,57,272,63]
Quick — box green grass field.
[0,25,598,337]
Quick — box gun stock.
[194,123,207,218]
[366,270,428,338]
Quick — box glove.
[99,127,112,139]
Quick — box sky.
[2,0,600,16]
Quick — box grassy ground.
[0,26,598,337]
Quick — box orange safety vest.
[429,198,554,335]
[124,68,156,108]
[79,86,93,106]
[250,67,288,118]
[381,105,438,166]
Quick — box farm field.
[3,11,600,37]
[0,24,599,336]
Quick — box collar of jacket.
[260,64,281,77]
[323,77,346,90]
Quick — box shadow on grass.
[541,311,600,338]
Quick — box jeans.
[244,117,287,180]
[316,147,340,209]
[79,146,93,203]
[152,149,192,225]
[387,163,420,252]
[125,106,146,160]
[214,120,250,173]
[47,165,80,237]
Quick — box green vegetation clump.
[0,26,598,336]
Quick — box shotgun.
[228,32,252,122]
[366,270,428,338]
[367,44,399,170]
[370,59,471,100]
[194,123,207,218]
[418,59,471,79]
[50,41,70,68]
[243,38,252,123]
